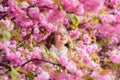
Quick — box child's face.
[54,27,68,45]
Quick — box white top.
[49,45,68,59]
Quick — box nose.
[61,33,65,37]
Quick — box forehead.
[55,27,67,33]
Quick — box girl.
[46,25,73,60]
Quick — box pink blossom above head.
[39,21,57,33]
[33,21,57,42]
[68,30,81,39]
[47,10,68,24]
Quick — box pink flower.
[82,56,91,63]
[59,55,69,66]
[100,15,116,24]
[28,7,40,20]
[60,0,84,14]
[116,14,120,23]
[115,24,120,35]
[0,19,14,31]
[66,62,77,73]
[31,47,42,65]
[1,75,8,80]
[96,74,112,80]
[47,10,68,24]
[29,0,38,4]
[83,34,91,44]
[31,47,42,59]
[79,0,104,12]
[68,30,81,39]
[0,5,8,12]
[110,53,120,63]
[57,72,68,80]
[33,21,57,42]
[85,45,93,53]
[0,41,10,49]
[34,27,40,34]
[76,47,88,57]
[75,70,83,78]
[21,1,30,8]
[37,0,57,9]
[34,72,50,80]
[77,40,84,46]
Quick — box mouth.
[60,38,67,41]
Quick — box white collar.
[49,44,68,57]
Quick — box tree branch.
[0,62,11,71]
[21,58,64,68]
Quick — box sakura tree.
[0,0,120,80]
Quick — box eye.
[63,32,68,35]
[55,32,61,35]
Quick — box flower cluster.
[0,0,120,80]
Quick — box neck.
[54,44,65,51]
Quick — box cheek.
[54,36,60,42]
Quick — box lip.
[60,38,66,41]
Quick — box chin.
[60,42,67,44]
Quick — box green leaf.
[72,16,79,28]
[16,67,28,74]
[26,71,35,80]
[67,13,73,19]
[53,0,63,10]
[2,31,11,40]
[10,30,22,42]
[0,34,3,40]
[91,17,100,24]
[11,66,21,79]
[0,22,7,30]
[99,7,107,15]
[97,38,111,48]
